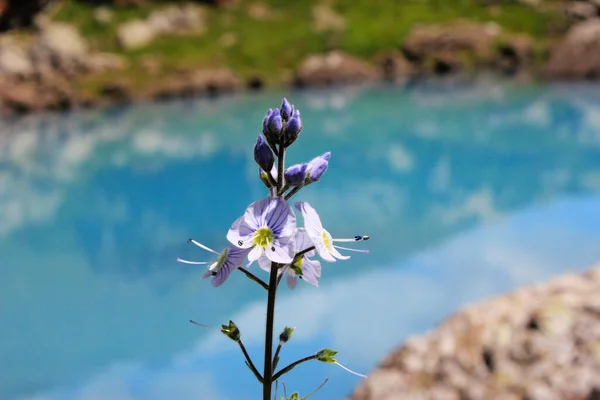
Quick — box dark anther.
[363,235,370,241]
[211,272,217,276]
[271,246,275,252]
[354,236,362,241]
[187,238,193,243]
[238,240,243,246]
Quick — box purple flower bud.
[320,151,331,162]
[306,154,329,182]
[254,134,274,172]
[284,110,302,147]
[268,108,283,138]
[262,109,272,135]
[284,163,307,186]
[280,98,294,121]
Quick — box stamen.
[333,245,369,253]
[333,235,370,242]
[177,258,209,265]
[334,361,367,378]
[189,320,221,331]
[188,239,220,255]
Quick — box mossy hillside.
[46,0,568,95]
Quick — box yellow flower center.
[293,257,304,268]
[213,248,229,272]
[253,227,273,248]
[321,231,333,251]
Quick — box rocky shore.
[350,264,600,400]
[1,0,600,115]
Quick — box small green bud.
[289,393,299,400]
[279,326,295,343]
[316,348,338,363]
[260,170,272,189]
[220,320,240,342]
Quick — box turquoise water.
[2,81,600,400]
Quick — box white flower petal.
[227,216,256,248]
[266,240,294,263]
[314,239,336,262]
[301,258,321,287]
[294,201,324,240]
[286,270,298,290]
[330,245,350,260]
[247,245,263,263]
[257,254,272,272]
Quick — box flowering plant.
[178,98,369,399]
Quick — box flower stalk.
[272,354,318,381]
[262,261,280,400]
[238,339,263,383]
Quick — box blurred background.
[2,1,600,399]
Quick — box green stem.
[283,185,302,201]
[276,144,285,194]
[237,267,269,291]
[238,340,263,383]
[272,354,318,381]
[262,262,279,400]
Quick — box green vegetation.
[44,0,568,94]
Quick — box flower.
[294,201,369,262]
[305,152,331,182]
[227,197,296,264]
[284,163,307,186]
[284,228,321,289]
[177,239,250,287]
[254,134,274,172]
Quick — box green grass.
[45,0,569,95]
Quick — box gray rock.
[86,53,128,73]
[31,21,89,75]
[117,19,156,50]
[565,1,598,20]
[349,264,600,400]
[545,19,600,79]
[295,50,379,87]
[147,5,205,35]
[0,37,34,78]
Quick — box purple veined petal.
[249,197,272,229]
[265,240,295,263]
[294,201,324,239]
[211,246,249,287]
[286,270,298,290]
[211,265,233,287]
[257,254,272,272]
[301,258,321,287]
[202,270,213,279]
[264,198,296,240]
[227,215,256,248]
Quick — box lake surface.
[2,81,600,400]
